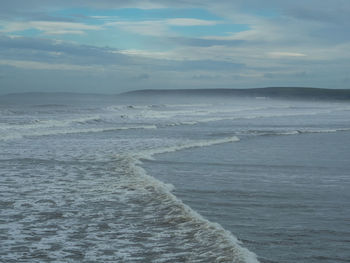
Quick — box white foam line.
[0,115,102,131]
[137,107,274,120]
[299,127,350,134]
[114,136,259,261]
[238,127,350,139]
[116,153,259,263]
[0,125,157,141]
[273,128,350,136]
[134,136,240,160]
[164,110,342,128]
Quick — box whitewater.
[1,93,349,262]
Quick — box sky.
[0,0,349,94]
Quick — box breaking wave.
[133,136,240,160]
[243,128,350,137]
[0,125,157,141]
[0,115,102,131]
[112,135,258,262]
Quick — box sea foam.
[114,134,259,263]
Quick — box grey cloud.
[286,8,339,24]
[0,0,160,16]
[278,1,350,24]
[0,35,131,65]
[134,57,245,72]
[168,37,245,47]
[25,13,77,22]
[177,59,243,71]
[0,35,246,72]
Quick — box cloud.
[167,37,245,47]
[267,52,307,58]
[1,21,101,35]
[107,21,168,36]
[0,35,133,67]
[166,18,219,26]
[0,59,103,71]
[0,35,246,73]
[107,18,221,37]
[117,49,175,60]
[177,59,244,71]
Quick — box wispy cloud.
[107,20,168,36]
[0,59,103,71]
[1,21,101,35]
[107,18,221,37]
[166,18,219,26]
[267,52,307,58]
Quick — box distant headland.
[1,87,350,101]
[121,87,350,101]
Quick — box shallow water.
[0,94,349,262]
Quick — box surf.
[112,135,259,262]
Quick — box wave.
[243,127,350,137]
[133,136,240,160]
[31,104,68,108]
[162,109,340,128]
[106,103,213,111]
[114,135,258,262]
[0,115,103,131]
[149,107,280,119]
[164,103,213,108]
[165,121,199,127]
[105,104,162,112]
[105,104,295,121]
[298,127,350,134]
[0,125,157,141]
[105,103,344,129]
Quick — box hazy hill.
[121,87,350,101]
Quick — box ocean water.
[0,93,349,263]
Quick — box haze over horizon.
[1,0,350,94]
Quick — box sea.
[0,92,349,263]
